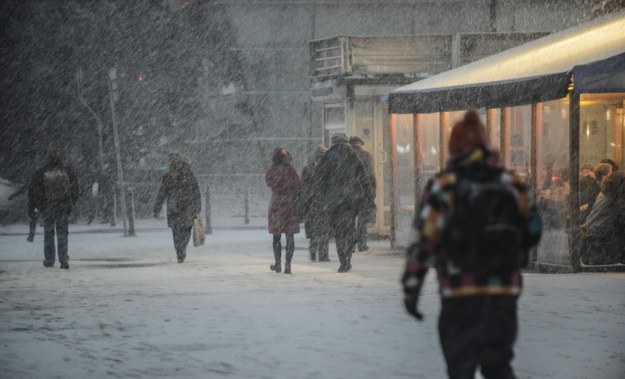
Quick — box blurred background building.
[1,0,623,223]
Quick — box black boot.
[345,249,353,272]
[284,234,294,274]
[270,234,282,273]
[270,262,281,272]
[337,252,347,273]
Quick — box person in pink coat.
[266,147,302,274]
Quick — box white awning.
[389,11,625,113]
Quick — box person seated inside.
[579,164,599,223]
[580,170,625,265]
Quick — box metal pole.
[127,186,136,236]
[569,92,581,272]
[205,184,213,234]
[77,69,105,171]
[108,67,128,237]
[244,188,250,225]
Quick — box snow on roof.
[389,11,625,113]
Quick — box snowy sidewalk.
[1,229,624,378]
[0,216,267,236]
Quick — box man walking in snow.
[401,110,542,378]
[314,133,369,272]
[28,148,79,269]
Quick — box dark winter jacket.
[28,162,79,214]
[154,165,201,229]
[266,163,302,234]
[402,146,542,298]
[351,144,376,215]
[313,137,369,212]
[300,160,326,238]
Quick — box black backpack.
[443,169,527,276]
[43,168,71,204]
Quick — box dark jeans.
[355,211,369,250]
[309,235,330,261]
[172,225,192,259]
[439,296,518,379]
[328,204,357,265]
[43,209,69,265]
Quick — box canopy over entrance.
[389,12,625,114]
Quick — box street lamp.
[76,69,105,172]
[108,67,130,237]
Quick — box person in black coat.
[313,134,369,272]
[350,136,376,252]
[28,148,79,269]
[154,154,201,263]
[299,145,330,262]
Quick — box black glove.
[403,289,423,321]
[402,272,424,321]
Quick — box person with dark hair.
[600,158,619,172]
[8,184,37,242]
[299,145,330,262]
[349,136,376,252]
[579,164,599,223]
[266,147,302,274]
[401,110,542,379]
[580,170,625,264]
[28,148,79,268]
[314,133,369,272]
[154,154,201,263]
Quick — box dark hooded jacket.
[154,156,201,229]
[313,135,369,211]
[29,159,79,214]
[299,147,327,238]
[351,143,376,214]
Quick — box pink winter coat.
[266,164,302,234]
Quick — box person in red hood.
[266,147,302,274]
[401,110,542,379]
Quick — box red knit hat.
[448,110,487,156]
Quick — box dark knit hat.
[331,133,349,145]
[448,110,487,156]
[349,136,364,146]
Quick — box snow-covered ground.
[1,220,624,378]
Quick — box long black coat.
[300,160,326,238]
[313,141,369,212]
[154,170,201,229]
[29,163,79,214]
[352,145,376,208]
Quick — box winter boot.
[270,262,282,273]
[177,249,186,263]
[270,237,282,273]
[345,250,353,272]
[284,234,294,274]
[337,252,347,273]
